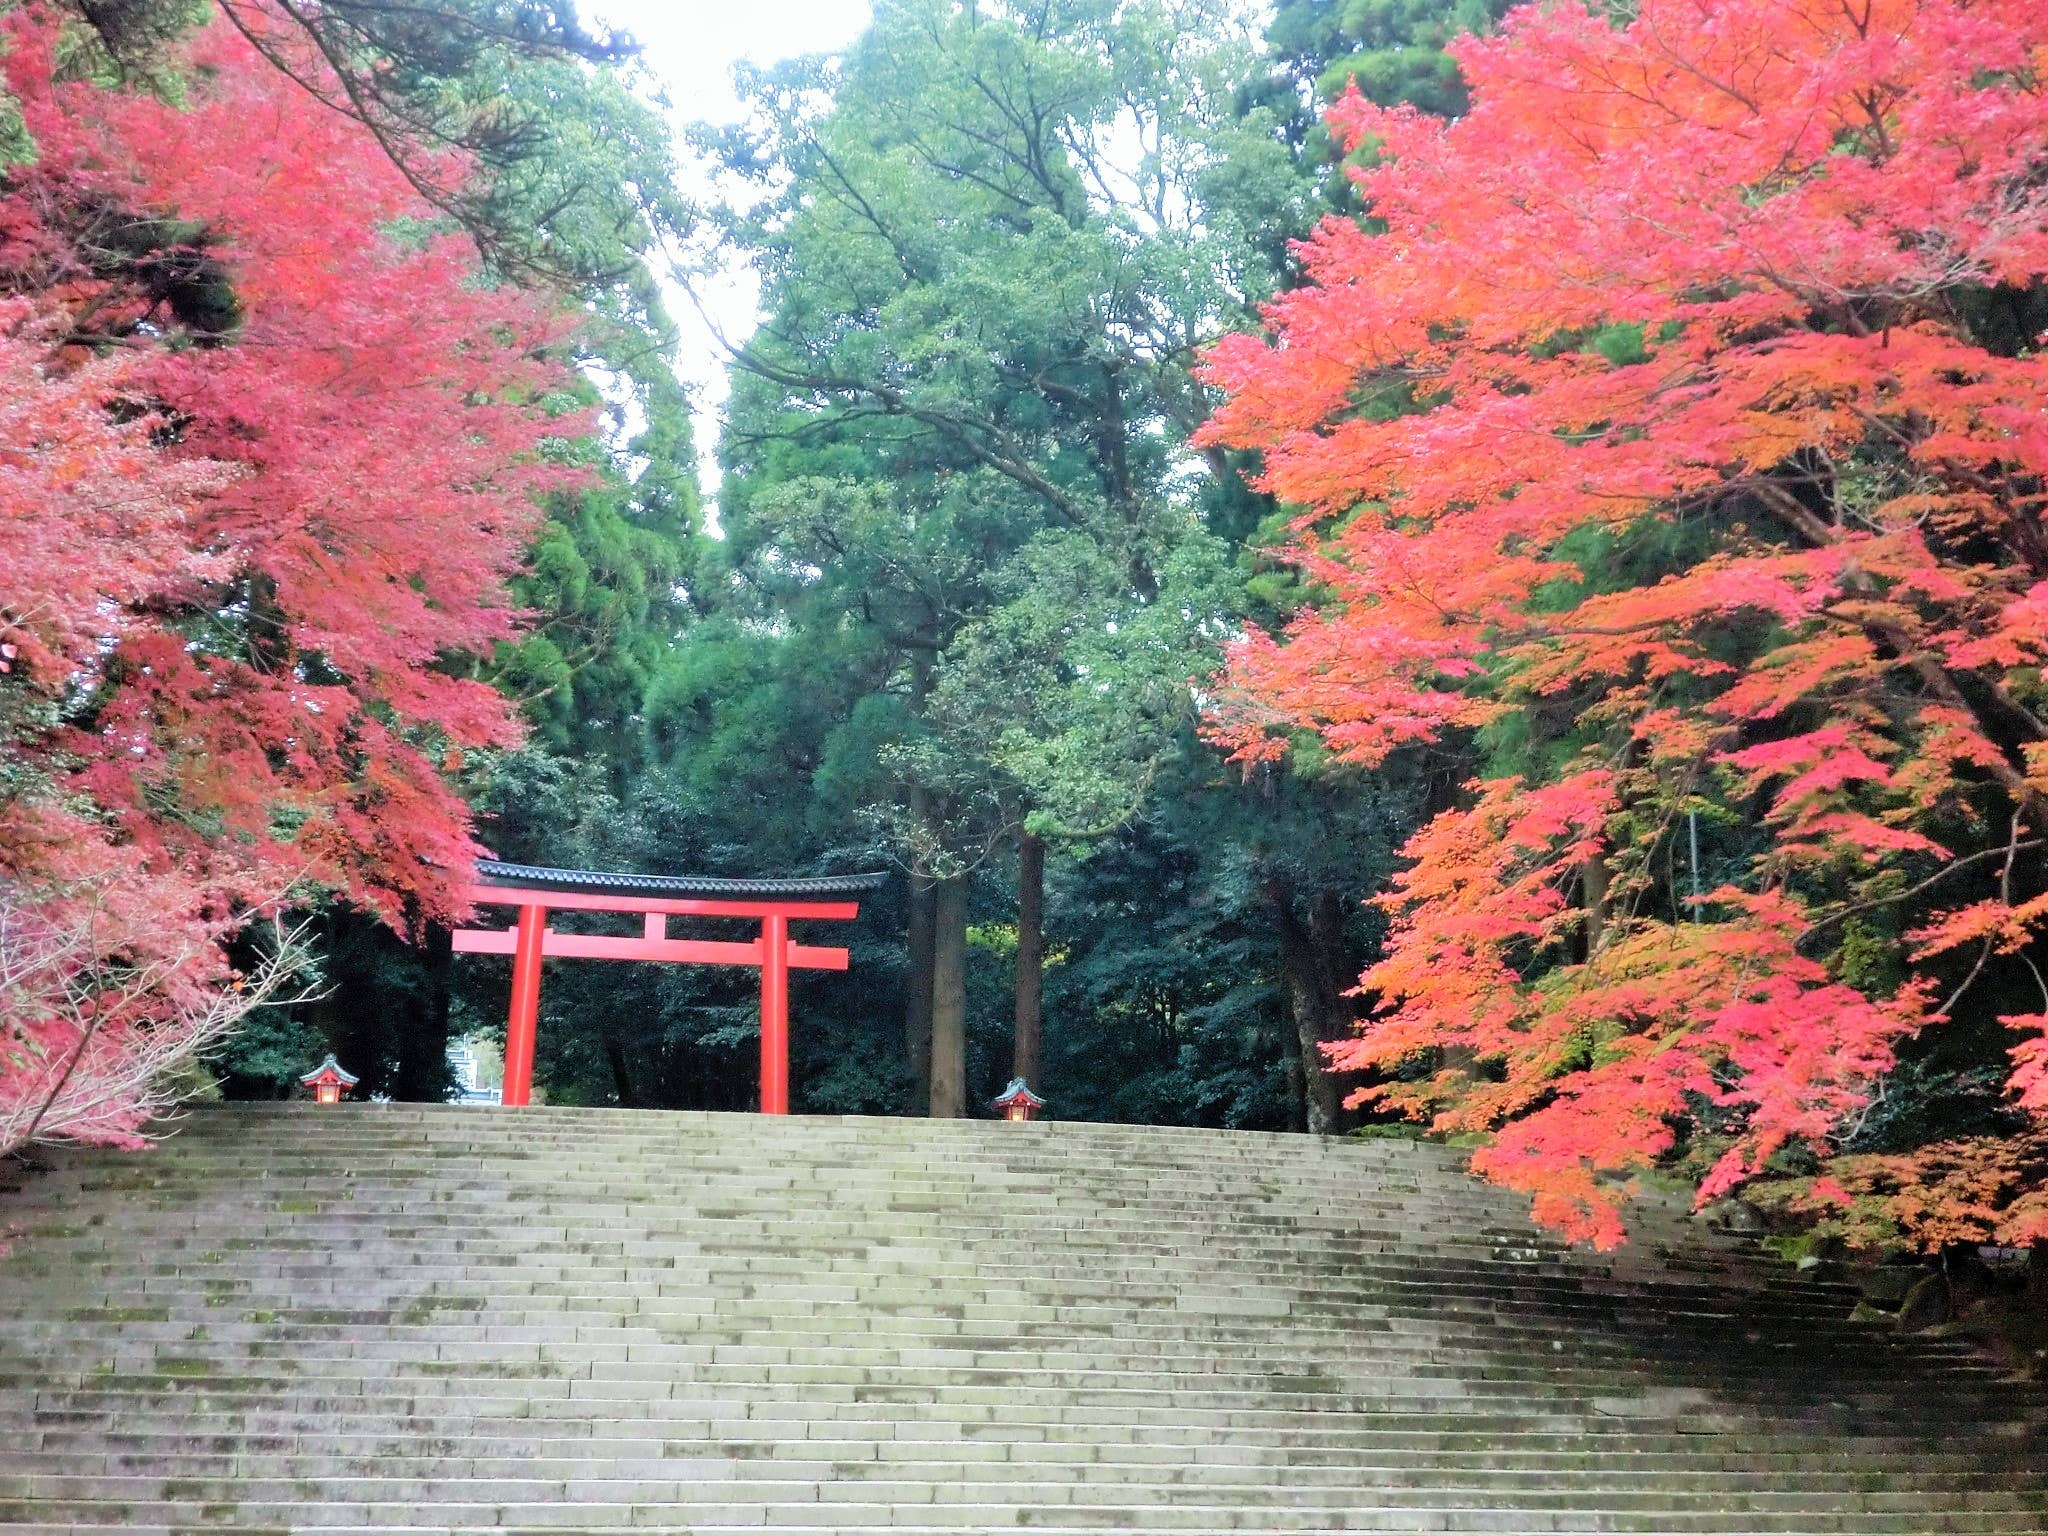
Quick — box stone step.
[0,1320,1986,1368]
[5,1347,1993,1397]
[2,1528,2043,1536]
[0,1505,2044,1536]
[8,1409,2023,1458]
[9,1286,1867,1332]
[5,1413,2023,1463]
[0,1353,2017,1406]
[3,1457,2039,1499]
[6,1468,2042,1503]
[16,1421,2022,1458]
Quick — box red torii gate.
[452,860,885,1113]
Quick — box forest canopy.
[4,0,2048,1262]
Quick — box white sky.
[580,1,875,504]
[584,2,871,123]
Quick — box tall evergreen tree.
[684,0,1307,1115]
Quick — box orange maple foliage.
[1201,0,2048,1247]
[0,5,583,1146]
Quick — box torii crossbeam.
[452,860,885,1113]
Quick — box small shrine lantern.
[300,1054,359,1105]
[991,1077,1046,1123]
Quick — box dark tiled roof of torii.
[473,859,888,900]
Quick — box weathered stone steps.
[1,1104,2041,1533]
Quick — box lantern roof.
[474,859,887,901]
[990,1077,1046,1111]
[299,1053,359,1088]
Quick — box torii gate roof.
[473,859,888,901]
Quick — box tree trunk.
[1276,990,1307,1134]
[392,922,452,1104]
[1582,855,1611,959]
[905,863,936,1091]
[904,657,937,1093]
[602,1033,639,1108]
[1308,890,1353,1013]
[928,873,969,1118]
[1266,877,1345,1136]
[1307,887,1362,1134]
[1013,831,1044,1089]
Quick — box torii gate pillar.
[503,903,545,1108]
[761,911,790,1115]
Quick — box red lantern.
[990,1077,1046,1123]
[299,1054,359,1106]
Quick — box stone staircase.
[0,1104,2042,1534]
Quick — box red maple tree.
[1201,0,2048,1247]
[0,4,583,1149]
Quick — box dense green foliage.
[652,0,1414,1124]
